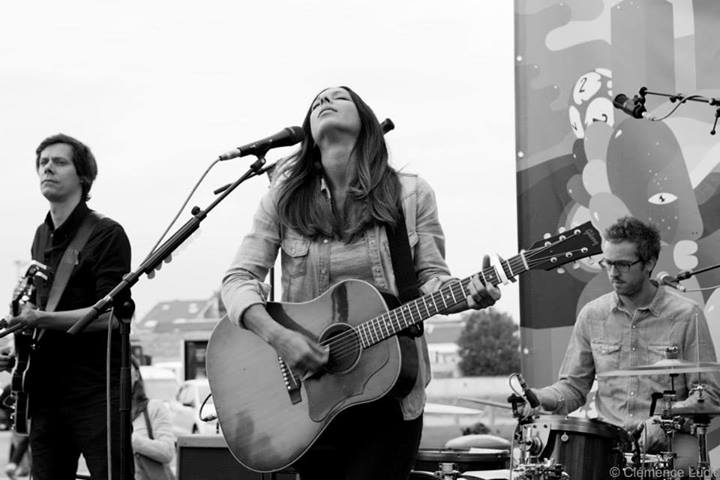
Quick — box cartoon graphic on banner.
[515,0,720,410]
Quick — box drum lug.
[560,432,569,443]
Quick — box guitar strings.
[314,244,588,362]
[316,245,575,362]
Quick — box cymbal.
[598,359,720,377]
[668,403,720,417]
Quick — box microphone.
[516,373,540,408]
[613,93,648,119]
[656,272,686,292]
[218,126,304,161]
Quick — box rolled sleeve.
[541,305,596,413]
[222,187,280,326]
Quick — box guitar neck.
[357,252,529,349]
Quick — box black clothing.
[30,389,121,480]
[292,398,423,480]
[28,201,131,479]
[30,201,131,403]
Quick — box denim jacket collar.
[611,280,664,317]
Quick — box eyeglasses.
[598,258,642,272]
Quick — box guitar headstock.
[11,261,49,314]
[526,221,602,271]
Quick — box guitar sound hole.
[321,323,361,374]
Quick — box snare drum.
[412,448,510,479]
[415,448,510,472]
[518,416,629,480]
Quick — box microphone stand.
[635,87,720,134]
[66,154,271,480]
[676,262,720,281]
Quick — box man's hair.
[35,133,98,202]
[604,216,661,264]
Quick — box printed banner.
[515,0,720,426]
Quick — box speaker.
[177,435,298,480]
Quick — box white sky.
[0,1,518,323]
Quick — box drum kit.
[410,357,720,480]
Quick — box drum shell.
[521,416,628,480]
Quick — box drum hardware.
[648,389,683,470]
[413,449,510,480]
[514,416,629,480]
[434,462,462,480]
[513,460,568,480]
[643,381,720,476]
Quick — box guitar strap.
[386,206,423,337]
[32,211,102,321]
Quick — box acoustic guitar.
[206,222,602,472]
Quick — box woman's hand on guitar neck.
[466,254,502,310]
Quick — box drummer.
[521,216,720,468]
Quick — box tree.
[457,308,520,376]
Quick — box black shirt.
[29,201,132,404]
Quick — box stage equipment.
[217,126,304,161]
[598,359,720,377]
[613,86,720,134]
[176,435,296,480]
[515,416,629,480]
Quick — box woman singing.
[222,86,501,479]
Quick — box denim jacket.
[539,284,720,430]
[222,172,453,419]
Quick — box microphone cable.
[648,94,704,122]
[144,158,221,260]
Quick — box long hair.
[276,86,401,241]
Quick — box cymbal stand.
[687,384,712,473]
[650,380,681,469]
[691,417,711,473]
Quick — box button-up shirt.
[539,284,720,429]
[30,201,131,403]
[222,173,453,419]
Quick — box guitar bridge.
[278,356,302,404]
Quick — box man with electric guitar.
[216,85,502,480]
[2,133,132,480]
